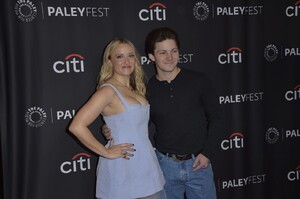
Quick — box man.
[104,27,222,199]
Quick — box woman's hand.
[105,140,135,160]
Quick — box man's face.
[149,39,179,73]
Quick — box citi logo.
[60,153,91,174]
[287,165,300,181]
[285,84,300,101]
[221,132,244,150]
[139,2,167,21]
[218,47,242,64]
[53,54,85,73]
[286,0,300,17]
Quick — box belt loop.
[192,154,196,159]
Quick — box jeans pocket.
[155,150,167,162]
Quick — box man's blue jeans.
[155,150,217,199]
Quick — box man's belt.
[160,151,195,162]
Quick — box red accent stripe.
[227,47,242,52]
[229,132,244,138]
[72,153,91,160]
[294,84,300,89]
[149,2,167,8]
[65,54,84,60]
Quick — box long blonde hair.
[97,38,146,97]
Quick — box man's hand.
[102,123,112,140]
[192,153,210,172]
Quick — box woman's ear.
[108,59,112,66]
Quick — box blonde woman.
[69,38,166,199]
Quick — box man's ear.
[148,54,155,62]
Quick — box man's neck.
[156,67,181,83]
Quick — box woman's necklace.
[112,77,134,92]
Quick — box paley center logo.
[265,127,300,144]
[139,2,167,21]
[264,44,279,62]
[53,54,85,74]
[193,2,210,21]
[285,83,300,101]
[221,132,244,150]
[264,44,300,62]
[14,0,37,22]
[286,0,300,17]
[193,1,263,21]
[287,165,300,182]
[50,107,76,123]
[218,47,243,65]
[25,106,47,127]
[25,106,76,126]
[60,153,91,174]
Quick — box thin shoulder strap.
[100,83,129,108]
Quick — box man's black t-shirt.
[146,68,222,159]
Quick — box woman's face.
[110,43,136,77]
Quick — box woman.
[69,38,166,199]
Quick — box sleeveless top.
[96,84,165,199]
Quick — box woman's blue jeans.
[155,150,217,199]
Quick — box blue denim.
[155,150,217,199]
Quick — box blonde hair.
[97,38,146,97]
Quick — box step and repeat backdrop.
[1,0,299,199]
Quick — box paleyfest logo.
[14,0,37,22]
[220,174,266,190]
[25,106,47,127]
